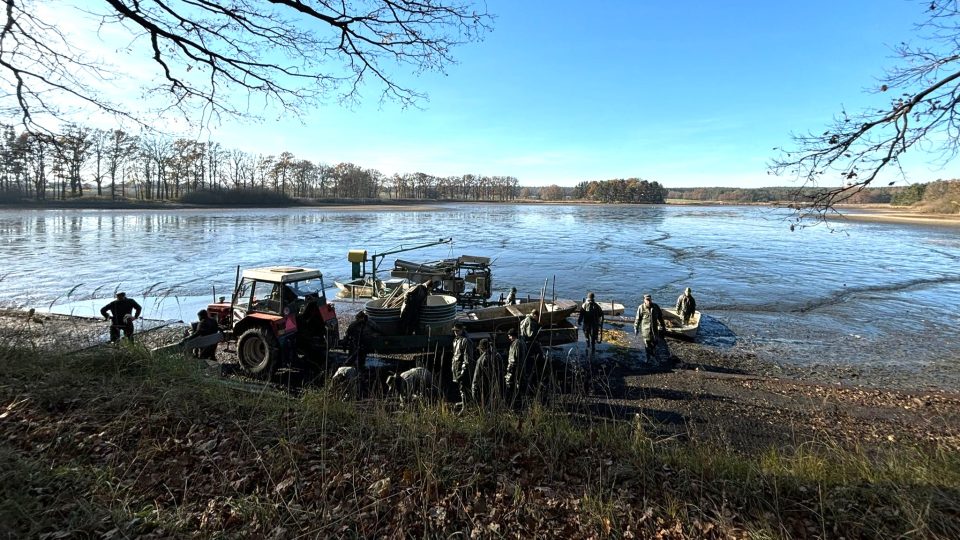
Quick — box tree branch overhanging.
[0,0,493,131]
[770,3,960,227]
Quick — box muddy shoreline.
[4,309,956,454]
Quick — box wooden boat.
[456,299,578,333]
[334,277,406,299]
[661,308,700,339]
[335,278,377,298]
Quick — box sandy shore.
[833,207,960,227]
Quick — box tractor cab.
[207,266,338,377]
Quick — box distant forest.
[663,182,960,213]
[1,124,957,212]
[0,124,521,203]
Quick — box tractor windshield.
[288,277,326,301]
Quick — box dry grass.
[1,335,959,538]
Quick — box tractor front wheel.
[237,327,280,377]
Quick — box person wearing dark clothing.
[676,287,697,325]
[298,300,327,359]
[577,292,605,354]
[185,309,220,359]
[343,311,379,369]
[100,292,142,342]
[399,280,431,335]
[504,327,529,407]
[634,294,667,362]
[450,323,476,406]
[471,338,505,408]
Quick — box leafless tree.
[141,133,172,199]
[771,3,960,225]
[0,0,493,131]
[53,124,93,197]
[105,130,138,199]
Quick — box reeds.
[1,325,958,538]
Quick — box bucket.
[366,294,457,335]
[365,297,401,335]
[419,294,457,334]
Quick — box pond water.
[1,204,958,377]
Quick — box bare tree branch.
[0,0,493,131]
[770,2,960,227]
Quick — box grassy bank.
[1,345,958,538]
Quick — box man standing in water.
[676,287,697,325]
[577,292,605,354]
[100,292,142,343]
[634,294,666,362]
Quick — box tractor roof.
[242,266,323,283]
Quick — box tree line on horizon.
[3,123,955,212]
[0,124,522,204]
[0,123,668,206]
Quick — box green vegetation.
[1,343,957,538]
[573,179,666,204]
[891,183,927,207]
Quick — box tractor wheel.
[237,327,280,377]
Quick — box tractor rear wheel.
[237,327,280,377]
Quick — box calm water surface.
[1,204,958,376]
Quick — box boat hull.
[456,299,577,333]
[662,308,700,339]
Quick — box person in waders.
[634,294,667,363]
[100,292,142,342]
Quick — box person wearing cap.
[450,322,476,406]
[676,287,697,325]
[577,292,605,354]
[505,287,517,305]
[634,294,666,362]
[100,292,142,343]
[472,337,505,408]
[504,326,529,406]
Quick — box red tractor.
[206,266,339,376]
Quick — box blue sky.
[58,0,960,188]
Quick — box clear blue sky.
[82,1,960,188]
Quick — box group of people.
[101,282,699,382]
[449,321,551,409]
